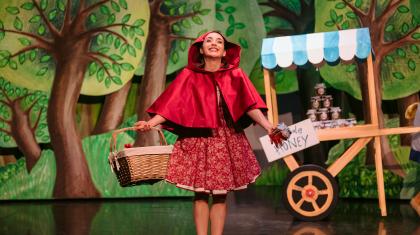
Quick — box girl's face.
[200,32,226,59]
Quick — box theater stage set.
[0,0,419,234]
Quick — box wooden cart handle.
[110,126,167,153]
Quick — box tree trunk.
[357,62,372,123]
[92,80,132,135]
[10,100,41,173]
[48,37,100,198]
[135,0,171,147]
[397,93,419,146]
[76,103,96,138]
[372,59,405,177]
[357,62,376,165]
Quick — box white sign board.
[259,119,320,162]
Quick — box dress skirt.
[165,90,261,194]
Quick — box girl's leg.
[210,194,227,235]
[194,193,210,235]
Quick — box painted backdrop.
[0,0,419,200]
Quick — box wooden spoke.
[311,200,320,211]
[308,175,313,186]
[318,190,329,195]
[296,198,304,208]
[292,185,304,191]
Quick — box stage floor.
[0,186,418,235]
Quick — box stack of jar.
[306,83,356,129]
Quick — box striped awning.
[261,28,371,69]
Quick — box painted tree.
[260,0,314,35]
[91,80,132,134]
[213,0,266,73]
[253,0,316,97]
[0,0,148,198]
[316,0,420,176]
[0,77,48,172]
[135,0,265,146]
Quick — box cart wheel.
[282,165,338,221]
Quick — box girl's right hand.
[134,120,151,131]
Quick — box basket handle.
[110,126,168,153]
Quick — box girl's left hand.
[269,127,283,148]
[268,124,291,148]
[134,120,151,131]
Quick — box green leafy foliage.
[87,1,146,88]
[6,6,20,15]
[216,0,247,37]
[57,0,65,12]
[0,0,149,96]
[259,0,294,34]
[164,0,209,57]
[214,0,266,74]
[411,0,420,22]
[249,58,298,95]
[18,37,31,46]
[0,77,50,147]
[13,16,23,31]
[136,0,214,75]
[397,5,410,13]
[0,152,55,199]
[20,2,34,11]
[315,0,420,100]
[137,0,265,77]
[255,162,289,186]
[80,1,148,92]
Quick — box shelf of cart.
[316,125,420,141]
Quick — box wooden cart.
[261,28,420,221]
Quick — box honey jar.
[311,96,321,109]
[330,107,341,120]
[314,83,326,96]
[306,109,317,122]
[318,108,329,121]
[322,95,333,108]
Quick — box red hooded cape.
[147,32,267,133]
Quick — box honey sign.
[259,119,320,162]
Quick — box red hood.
[186,31,241,72]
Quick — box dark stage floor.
[0,186,418,235]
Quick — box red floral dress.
[165,87,261,194]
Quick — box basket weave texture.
[108,127,173,187]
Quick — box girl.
[135,31,281,235]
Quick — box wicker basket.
[108,127,173,187]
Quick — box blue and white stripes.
[261,28,371,69]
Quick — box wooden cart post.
[367,54,387,216]
[263,69,278,125]
[263,68,299,171]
